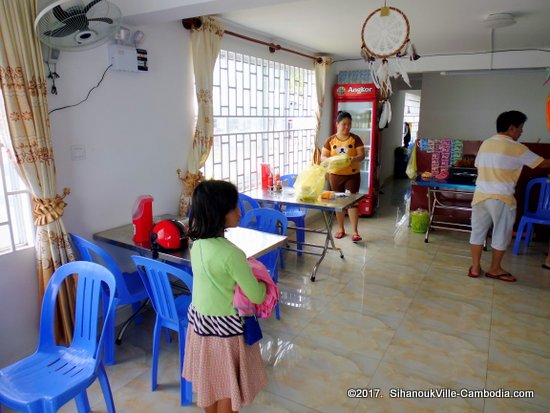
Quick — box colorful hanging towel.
[233,257,279,319]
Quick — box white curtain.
[178,16,224,216]
[312,57,332,164]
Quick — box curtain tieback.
[32,188,70,226]
[177,169,203,195]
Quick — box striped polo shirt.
[473,134,543,207]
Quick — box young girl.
[183,180,267,413]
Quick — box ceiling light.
[483,13,516,29]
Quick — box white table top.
[93,219,287,265]
[243,188,364,212]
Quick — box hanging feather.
[410,43,420,61]
[360,43,374,63]
[376,59,392,100]
[378,100,388,129]
[396,40,409,58]
[393,59,411,87]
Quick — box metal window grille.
[203,50,317,191]
[0,92,34,255]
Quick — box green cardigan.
[190,237,266,316]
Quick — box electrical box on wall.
[108,44,148,72]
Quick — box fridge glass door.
[337,100,374,194]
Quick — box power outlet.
[71,144,86,161]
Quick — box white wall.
[418,71,550,142]
[0,20,194,367]
[51,21,195,237]
[0,248,38,367]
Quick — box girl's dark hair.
[496,110,527,133]
[336,110,352,123]
[187,180,239,240]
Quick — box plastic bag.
[406,144,417,179]
[294,164,327,201]
[320,154,351,174]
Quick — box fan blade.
[84,0,104,13]
[44,24,78,38]
[88,17,113,24]
[52,5,70,22]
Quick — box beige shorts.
[470,199,516,251]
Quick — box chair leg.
[151,319,162,391]
[525,223,534,249]
[75,391,91,413]
[512,220,526,255]
[131,301,144,325]
[178,327,192,406]
[104,308,116,366]
[97,363,116,413]
[296,221,305,257]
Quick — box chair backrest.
[280,174,298,188]
[242,207,288,235]
[241,208,288,275]
[38,261,117,360]
[238,193,260,219]
[524,177,550,219]
[70,233,133,299]
[131,256,193,330]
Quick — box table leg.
[311,211,344,282]
[425,188,435,243]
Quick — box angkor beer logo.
[347,86,373,94]
[336,86,346,96]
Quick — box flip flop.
[542,264,550,270]
[351,234,362,242]
[334,231,346,239]
[467,266,480,278]
[485,272,517,282]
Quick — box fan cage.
[35,0,121,51]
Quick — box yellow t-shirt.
[323,133,364,175]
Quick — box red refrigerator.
[333,83,379,216]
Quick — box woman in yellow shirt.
[321,111,365,242]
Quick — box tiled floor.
[19,178,550,412]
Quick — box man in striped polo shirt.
[468,110,550,282]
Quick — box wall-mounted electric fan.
[35,0,122,51]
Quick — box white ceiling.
[115,0,550,65]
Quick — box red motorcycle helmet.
[151,219,188,250]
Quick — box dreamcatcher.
[360,2,419,128]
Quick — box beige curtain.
[0,0,75,344]
[312,57,332,164]
[178,16,224,216]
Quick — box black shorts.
[327,173,360,193]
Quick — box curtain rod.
[182,18,323,64]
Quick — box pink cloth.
[233,258,279,318]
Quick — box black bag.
[242,315,263,345]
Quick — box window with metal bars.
[202,49,317,191]
[0,92,34,255]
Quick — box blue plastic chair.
[70,233,149,365]
[279,174,306,258]
[238,193,260,225]
[512,177,550,254]
[0,261,117,413]
[241,208,287,320]
[131,256,193,406]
